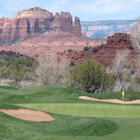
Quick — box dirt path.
[0,109,55,122]
[79,96,140,104]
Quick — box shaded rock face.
[93,33,136,66]
[0,7,81,42]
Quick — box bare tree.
[35,55,71,87]
[107,49,139,91]
[130,16,140,51]
[107,16,140,91]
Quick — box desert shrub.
[70,61,75,66]
[92,47,98,52]
[0,66,11,78]
[0,54,37,86]
[15,54,20,58]
[69,57,115,93]
[35,54,38,57]
[67,49,73,52]
[92,44,104,52]
[83,47,89,51]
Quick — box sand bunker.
[0,109,55,122]
[79,96,140,104]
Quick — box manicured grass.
[2,86,140,104]
[17,103,140,118]
[1,85,140,140]
[0,103,118,139]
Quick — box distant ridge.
[81,20,136,39]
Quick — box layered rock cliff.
[0,7,81,42]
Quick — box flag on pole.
[122,91,125,96]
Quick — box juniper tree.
[70,57,115,93]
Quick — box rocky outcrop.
[57,33,137,67]
[0,7,81,42]
[72,17,81,36]
[93,33,136,66]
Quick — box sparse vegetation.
[0,53,37,88]
[83,46,89,51]
[67,49,73,52]
[92,44,104,52]
[35,54,38,57]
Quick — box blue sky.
[0,0,140,21]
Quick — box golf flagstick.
[122,91,125,108]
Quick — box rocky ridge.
[81,20,136,39]
[0,7,81,42]
[58,33,137,67]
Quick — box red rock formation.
[93,33,134,66]
[0,7,81,42]
[49,18,61,30]
[0,31,106,56]
[72,17,81,36]
[57,33,137,67]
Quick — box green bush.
[67,49,73,52]
[92,47,98,52]
[83,47,89,51]
[69,57,115,93]
[35,54,38,57]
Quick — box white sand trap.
[79,96,140,104]
[0,109,55,122]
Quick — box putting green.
[17,103,140,118]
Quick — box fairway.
[1,86,140,140]
[17,103,140,118]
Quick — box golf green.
[17,103,140,118]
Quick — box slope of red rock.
[0,31,106,56]
[58,33,137,67]
[94,33,136,66]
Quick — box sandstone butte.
[0,7,81,41]
[58,33,138,67]
[0,7,106,56]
